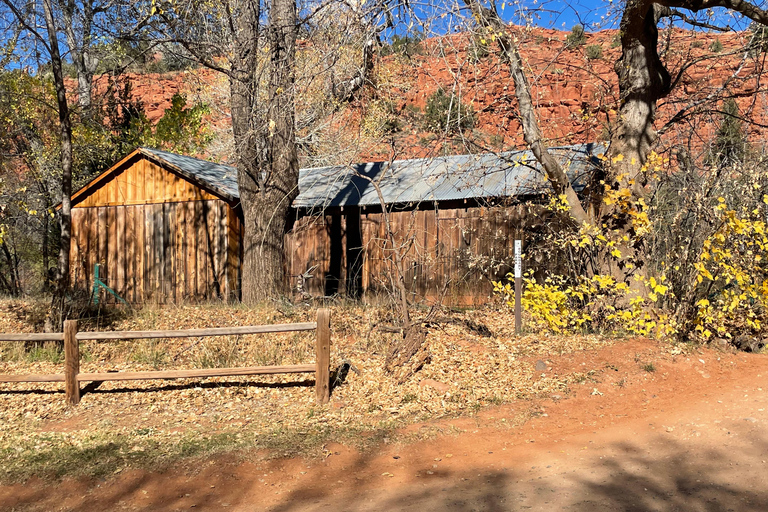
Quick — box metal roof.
[140,147,240,203]
[139,143,605,209]
[293,143,606,209]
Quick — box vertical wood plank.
[163,204,173,302]
[315,308,331,405]
[107,171,117,205]
[175,202,185,303]
[144,205,154,302]
[154,203,164,302]
[136,159,145,203]
[205,201,216,298]
[136,204,145,303]
[165,166,174,202]
[87,208,97,291]
[126,206,136,303]
[116,167,126,203]
[150,161,159,203]
[69,210,80,290]
[77,209,87,290]
[186,201,197,301]
[216,201,229,300]
[107,207,117,303]
[125,164,135,204]
[196,201,207,298]
[360,215,370,293]
[176,173,184,202]
[424,207,436,298]
[97,207,107,301]
[226,207,239,301]
[116,207,126,298]
[64,320,80,406]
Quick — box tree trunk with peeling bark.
[608,1,670,203]
[232,0,298,303]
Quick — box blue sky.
[386,0,755,41]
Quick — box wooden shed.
[68,148,242,304]
[287,143,604,304]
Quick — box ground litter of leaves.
[0,300,617,481]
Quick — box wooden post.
[514,239,522,335]
[315,308,331,404]
[64,320,80,405]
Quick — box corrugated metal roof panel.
[293,143,606,209]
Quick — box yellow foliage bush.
[690,196,768,340]
[493,272,674,338]
[492,151,768,344]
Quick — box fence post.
[64,320,80,405]
[315,309,331,404]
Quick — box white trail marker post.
[514,239,522,335]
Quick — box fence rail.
[0,309,331,405]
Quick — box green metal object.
[92,263,128,306]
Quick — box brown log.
[315,308,331,404]
[64,320,80,405]
[75,322,317,340]
[76,364,315,382]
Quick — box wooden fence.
[0,309,331,405]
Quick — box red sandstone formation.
[67,27,768,163]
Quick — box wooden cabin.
[68,143,603,305]
[287,143,604,304]
[68,148,242,303]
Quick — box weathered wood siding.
[75,157,218,208]
[285,205,527,305]
[69,156,241,304]
[70,200,240,303]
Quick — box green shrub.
[424,89,475,134]
[691,40,704,49]
[610,32,622,48]
[566,24,586,49]
[380,32,424,58]
[710,39,724,53]
[585,44,603,60]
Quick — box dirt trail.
[2,339,768,511]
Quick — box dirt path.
[2,339,768,511]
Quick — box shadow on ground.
[2,429,767,511]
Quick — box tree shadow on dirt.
[3,431,768,511]
[263,433,768,512]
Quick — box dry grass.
[0,298,616,482]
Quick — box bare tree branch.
[461,0,589,224]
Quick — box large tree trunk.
[609,1,671,201]
[232,0,298,303]
[42,0,74,329]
